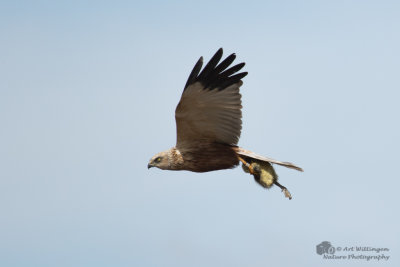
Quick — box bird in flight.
[148,48,303,199]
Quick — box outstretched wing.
[236,147,304,172]
[175,48,247,148]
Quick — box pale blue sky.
[1,1,399,266]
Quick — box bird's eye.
[155,157,161,163]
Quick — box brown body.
[176,143,239,172]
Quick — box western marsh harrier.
[148,48,303,199]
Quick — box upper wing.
[175,48,247,148]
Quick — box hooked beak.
[147,163,153,169]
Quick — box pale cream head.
[147,150,170,170]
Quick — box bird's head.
[147,151,170,170]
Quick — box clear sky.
[1,1,399,266]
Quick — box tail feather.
[235,147,304,172]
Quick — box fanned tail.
[235,147,304,172]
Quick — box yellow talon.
[238,156,255,175]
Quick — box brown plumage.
[148,48,303,198]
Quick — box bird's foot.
[274,181,292,200]
[238,156,256,175]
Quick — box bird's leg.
[274,181,292,200]
[238,156,256,175]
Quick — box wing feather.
[236,147,304,172]
[175,48,247,147]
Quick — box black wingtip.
[184,48,247,91]
[184,56,204,90]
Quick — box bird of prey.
[148,48,303,199]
